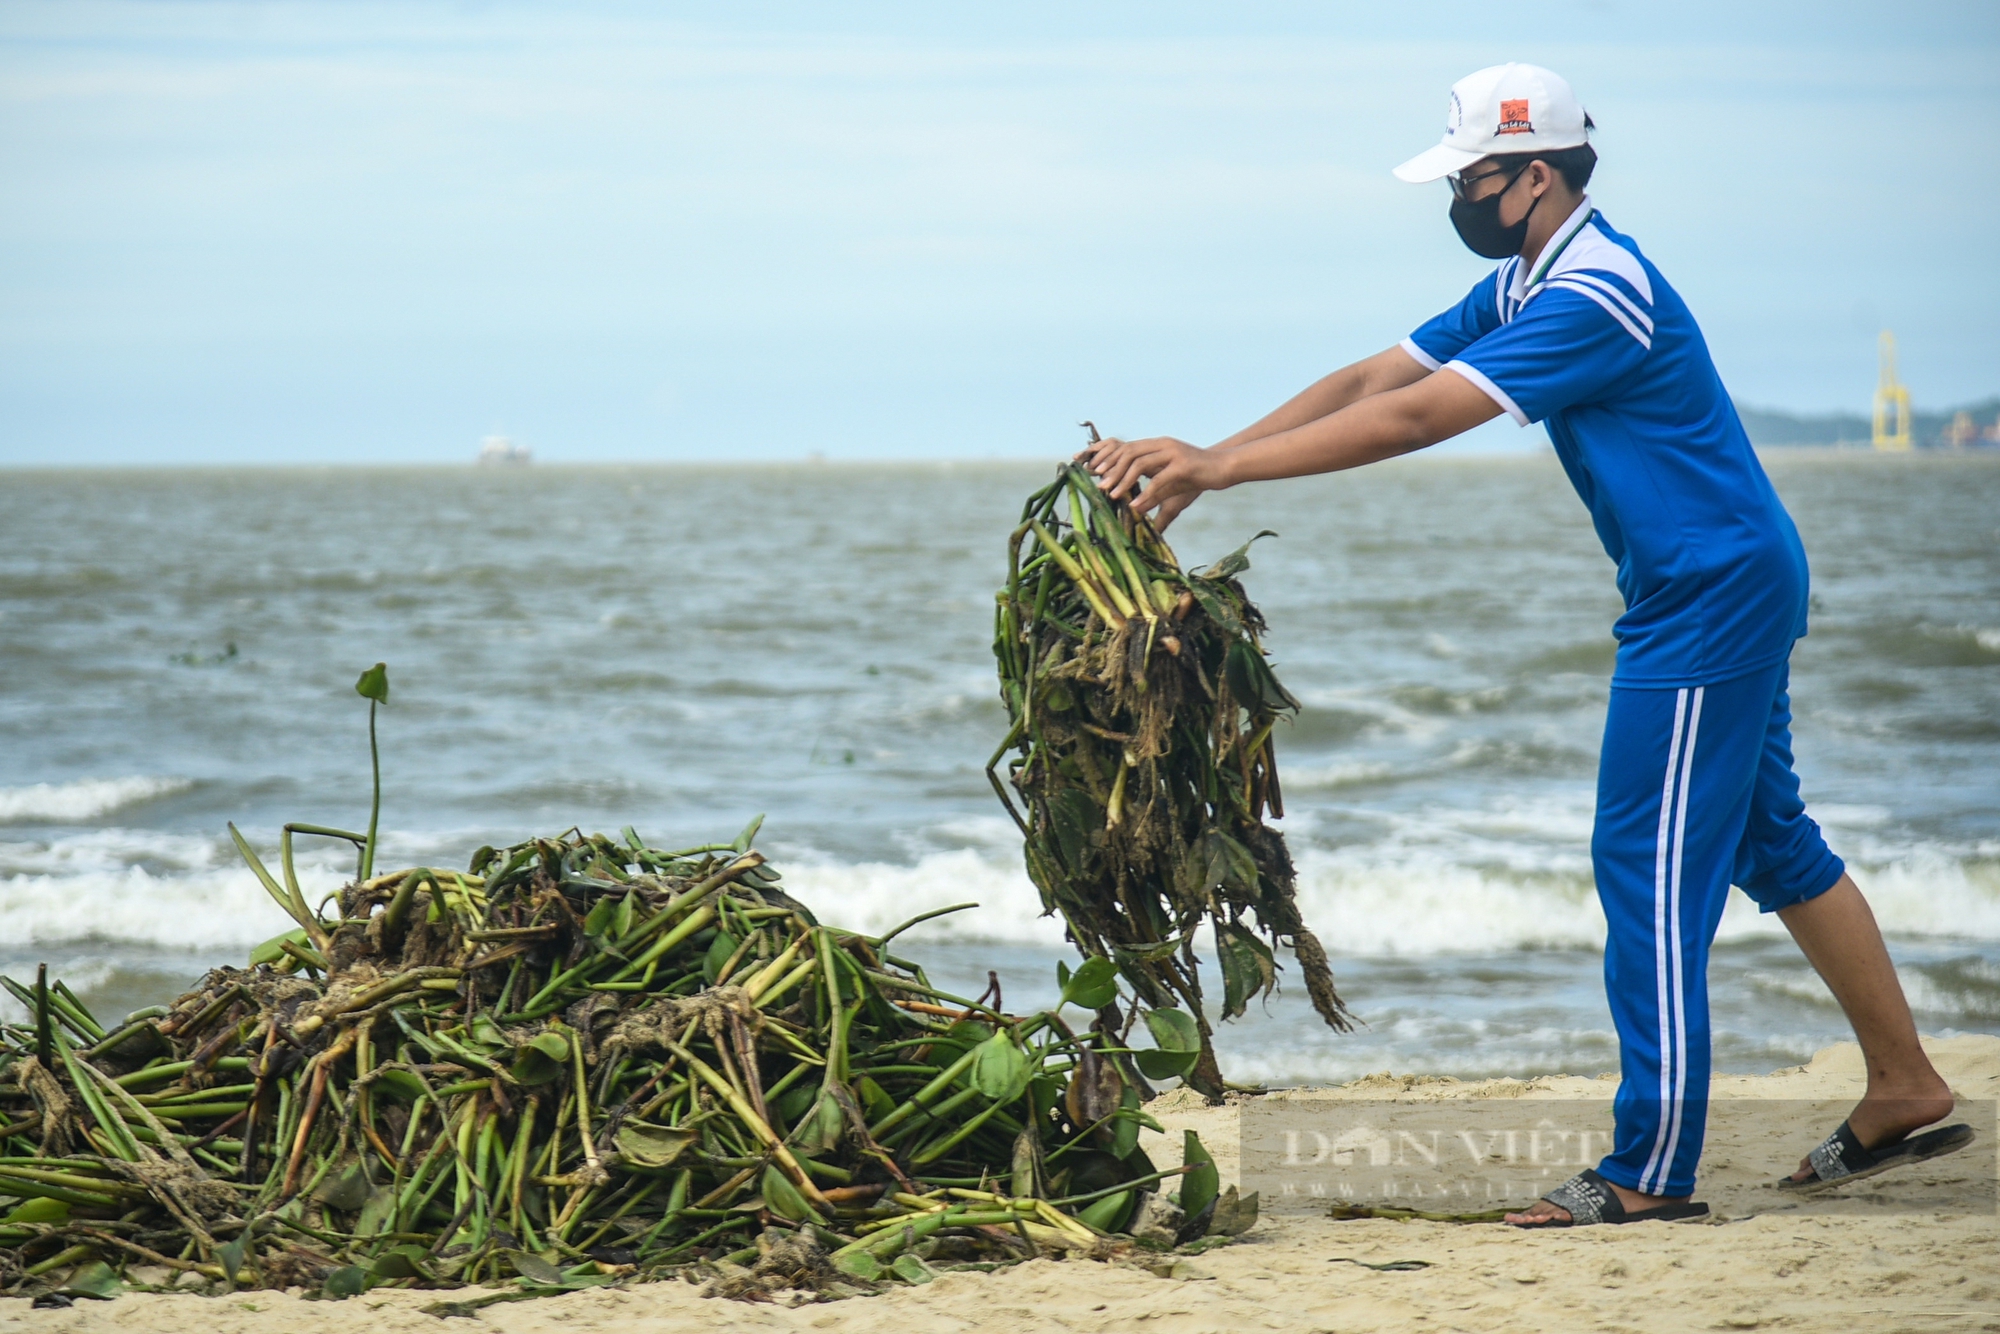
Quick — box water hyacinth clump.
[0,823,1252,1306]
[989,459,1353,1100]
[0,666,1253,1307]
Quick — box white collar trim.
[1507,196,1595,303]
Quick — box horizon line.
[9,442,1995,474]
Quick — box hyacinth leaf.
[355,1188,396,1239]
[1201,831,1260,896]
[507,1251,564,1286]
[1216,923,1279,1022]
[759,1163,817,1223]
[1134,1007,1201,1080]
[506,1028,570,1087]
[1111,936,1183,967]
[1059,956,1119,1011]
[891,1253,937,1285]
[249,927,311,968]
[3,1198,68,1226]
[370,1068,429,1103]
[582,896,618,936]
[702,931,739,983]
[370,1244,433,1281]
[1108,1086,1143,1159]
[1207,1184,1259,1237]
[467,1014,509,1050]
[354,662,389,704]
[313,1162,371,1211]
[1180,1130,1219,1223]
[1199,530,1277,582]
[971,1031,1031,1102]
[792,1091,844,1154]
[1225,639,1301,713]
[1076,1188,1134,1233]
[57,1261,121,1300]
[616,1122,696,1170]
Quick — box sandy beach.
[8,1034,1993,1334]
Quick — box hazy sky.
[3,1,1996,465]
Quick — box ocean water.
[3,453,1996,1085]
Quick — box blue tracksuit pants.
[1593,658,1846,1198]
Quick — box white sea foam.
[1218,1020,1621,1085]
[1832,851,2000,938]
[1900,965,2000,1022]
[0,958,124,1026]
[773,800,2000,956]
[0,776,192,824]
[2,807,1994,960]
[1282,787,2000,953]
[782,849,1065,946]
[1810,804,1894,831]
[0,828,342,950]
[1291,850,1602,954]
[1292,688,1453,743]
[1283,762,1398,791]
[1927,623,2000,656]
[1743,957,2000,1025]
[0,863,304,950]
[1289,845,2000,956]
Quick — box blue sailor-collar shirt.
[1403,197,1811,688]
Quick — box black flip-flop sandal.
[1511,1168,1710,1227]
[1778,1120,1975,1194]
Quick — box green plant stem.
[361,699,381,880]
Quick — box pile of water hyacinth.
[0,815,1252,1307]
[988,458,1351,1099]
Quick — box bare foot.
[1504,1199,1571,1226]
[1504,1181,1690,1226]
[1788,1083,1957,1182]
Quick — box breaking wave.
[0,776,192,825]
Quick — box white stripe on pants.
[1640,686,1702,1195]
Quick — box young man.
[1085,62,1971,1226]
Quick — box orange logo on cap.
[1496,98,1533,135]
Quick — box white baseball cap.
[1393,63,1592,183]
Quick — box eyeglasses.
[1447,163,1527,201]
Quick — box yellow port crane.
[1872,330,1913,452]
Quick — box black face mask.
[1449,167,1542,259]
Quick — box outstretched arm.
[1211,345,1434,451]
[1088,363,1501,523]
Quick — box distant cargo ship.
[477,435,532,465]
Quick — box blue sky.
[2,1,1995,465]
